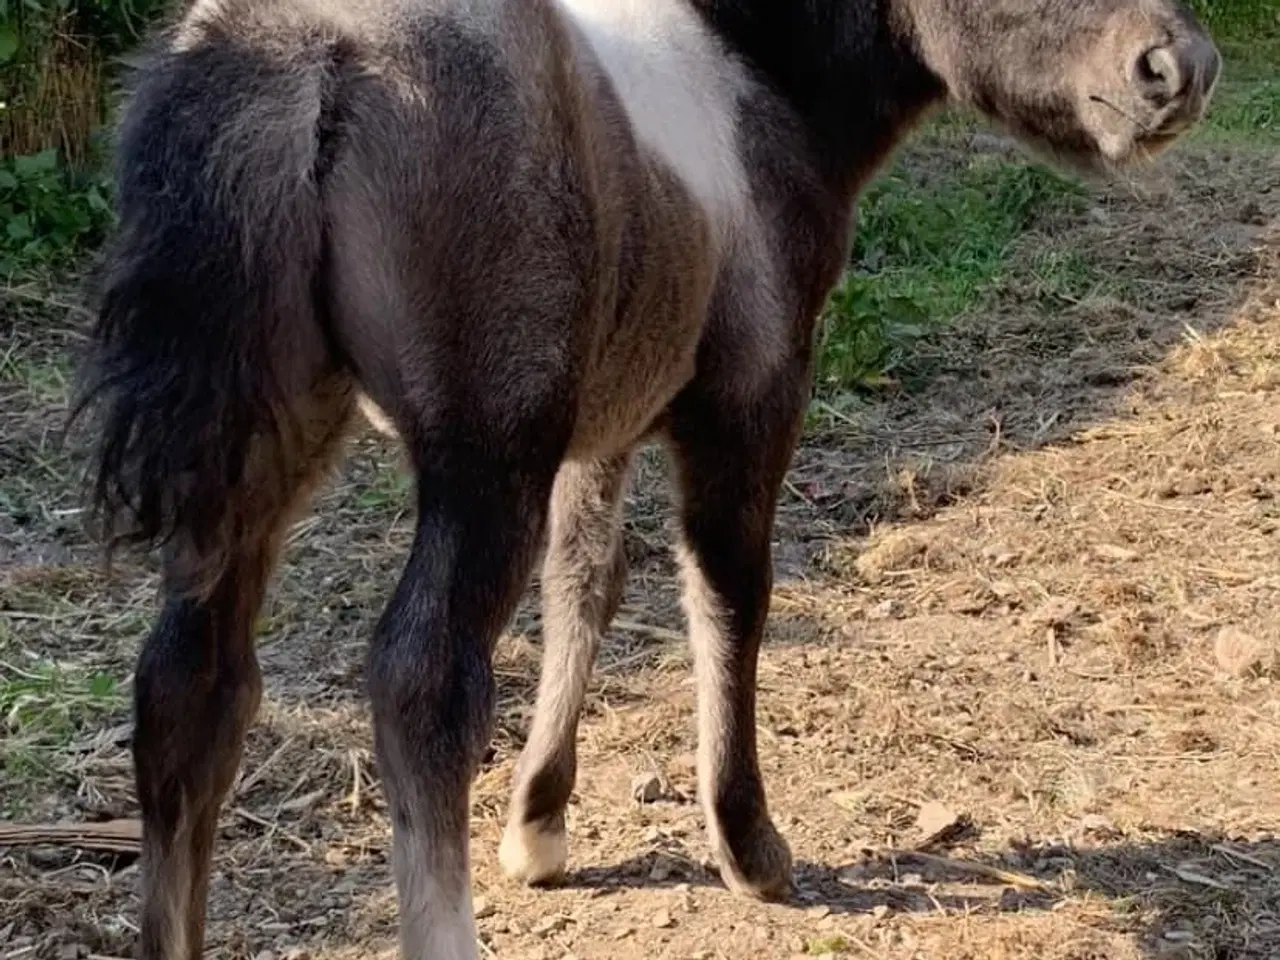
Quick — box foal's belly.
[563,170,723,459]
[566,318,702,458]
[545,0,754,460]
[567,242,715,457]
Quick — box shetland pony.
[74,0,1220,956]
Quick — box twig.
[783,477,816,507]
[348,748,363,814]
[811,398,861,428]
[1101,488,1231,519]
[598,647,661,675]
[0,657,53,679]
[1212,843,1275,872]
[230,806,311,852]
[234,735,298,798]
[0,819,141,855]
[1167,864,1233,891]
[882,849,1052,891]
[611,618,685,644]
[841,933,883,958]
[0,610,73,622]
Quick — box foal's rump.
[316,0,605,447]
[76,0,603,586]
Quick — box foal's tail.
[71,20,346,591]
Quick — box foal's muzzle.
[1130,32,1222,135]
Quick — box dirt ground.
[2,138,1279,959]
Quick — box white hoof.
[498,819,567,885]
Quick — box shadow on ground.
[560,832,1280,958]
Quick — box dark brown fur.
[71,0,1219,956]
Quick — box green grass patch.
[1202,78,1279,140]
[806,934,852,955]
[354,459,414,513]
[816,153,1087,391]
[0,348,72,400]
[0,653,126,810]
[1199,38,1280,143]
[1190,13,1279,142]
[0,660,123,744]
[1188,0,1278,38]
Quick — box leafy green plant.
[1,661,122,743]
[0,145,114,275]
[0,0,168,64]
[818,278,930,389]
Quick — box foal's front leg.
[667,373,808,901]
[501,454,631,884]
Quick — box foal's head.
[904,0,1221,168]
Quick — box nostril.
[1136,45,1182,102]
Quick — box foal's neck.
[691,0,945,190]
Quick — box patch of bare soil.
[2,145,1279,960]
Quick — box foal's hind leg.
[500,454,632,884]
[366,445,563,959]
[133,381,352,960]
[667,371,809,902]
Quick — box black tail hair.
[70,19,345,591]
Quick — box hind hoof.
[499,818,567,886]
[712,818,793,902]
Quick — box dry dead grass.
[1,144,1278,960]
[0,18,103,162]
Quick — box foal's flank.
[72,0,1219,957]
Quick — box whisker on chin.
[1089,93,1155,134]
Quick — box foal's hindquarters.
[86,1,820,958]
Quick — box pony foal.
[75,0,1219,957]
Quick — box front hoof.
[713,819,793,902]
[498,818,567,886]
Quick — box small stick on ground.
[0,819,141,855]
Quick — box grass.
[1197,36,1280,144]
[0,651,126,814]
[817,145,1089,392]
[0,657,123,747]
[1188,0,1277,37]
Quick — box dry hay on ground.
[2,146,1279,959]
